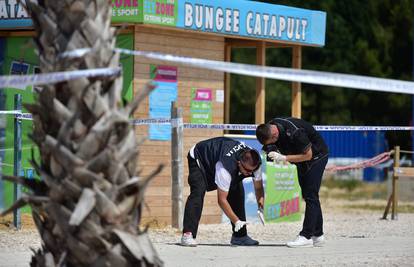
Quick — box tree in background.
[232,0,413,147]
[1,1,163,266]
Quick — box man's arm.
[217,189,239,223]
[285,146,312,163]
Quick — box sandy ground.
[0,209,413,267]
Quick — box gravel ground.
[148,210,414,244]
[0,210,413,266]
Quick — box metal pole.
[0,37,6,212]
[412,0,414,166]
[171,101,183,229]
[0,92,5,212]
[13,94,22,229]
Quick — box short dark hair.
[240,149,261,169]
[256,124,272,144]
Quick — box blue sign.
[177,0,326,46]
[149,81,177,140]
[1,0,326,47]
[0,0,31,29]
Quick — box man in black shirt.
[180,137,264,247]
[256,117,329,248]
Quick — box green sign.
[111,0,141,23]
[0,34,134,212]
[0,36,39,213]
[264,163,302,223]
[111,0,178,26]
[190,88,212,124]
[142,0,178,26]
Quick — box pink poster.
[193,89,212,101]
[151,65,177,82]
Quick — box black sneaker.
[230,235,259,246]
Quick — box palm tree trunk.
[1,1,163,266]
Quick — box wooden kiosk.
[0,0,326,225]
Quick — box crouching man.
[180,137,264,247]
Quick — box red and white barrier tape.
[325,151,392,172]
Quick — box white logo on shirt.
[225,142,248,157]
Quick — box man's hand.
[268,151,286,162]
[257,196,264,210]
[234,220,248,232]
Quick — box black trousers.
[182,155,247,238]
[297,155,328,239]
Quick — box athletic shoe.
[312,235,325,247]
[180,232,197,247]
[286,235,313,248]
[230,235,259,246]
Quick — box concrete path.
[153,236,414,267]
[0,236,413,266]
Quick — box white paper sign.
[216,89,224,103]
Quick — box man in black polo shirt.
[256,117,329,248]
[180,137,264,247]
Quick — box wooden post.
[171,101,183,229]
[13,94,22,229]
[256,41,266,124]
[391,146,400,220]
[382,192,393,219]
[292,46,302,118]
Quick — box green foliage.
[232,1,413,146]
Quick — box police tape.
[0,110,33,120]
[314,125,414,131]
[114,48,414,95]
[1,113,413,131]
[59,47,414,95]
[0,67,121,89]
[0,110,22,115]
[132,118,414,131]
[1,48,413,94]
[131,118,257,130]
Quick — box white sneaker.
[312,235,325,247]
[286,235,313,248]
[180,232,197,247]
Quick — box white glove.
[268,151,286,162]
[234,220,248,232]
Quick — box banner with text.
[111,0,141,23]
[142,0,177,26]
[0,0,31,29]
[264,163,302,223]
[177,0,326,46]
[1,0,326,47]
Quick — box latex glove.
[234,220,248,232]
[268,151,286,162]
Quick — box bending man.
[181,137,264,247]
[256,117,328,248]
